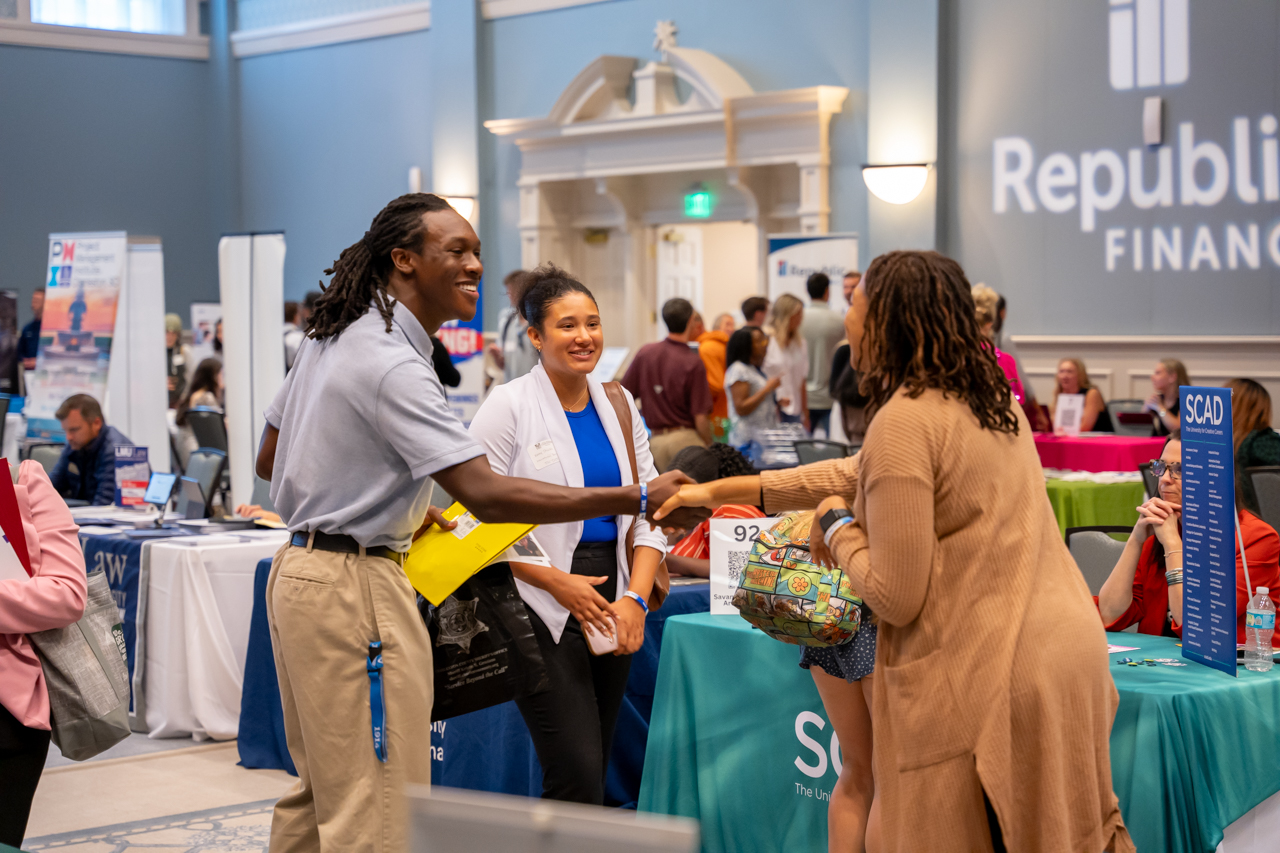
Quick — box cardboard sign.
[1053,393,1085,436]
[709,517,766,615]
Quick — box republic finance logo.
[991,1,1280,273]
[1109,0,1188,90]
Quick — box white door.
[655,226,703,323]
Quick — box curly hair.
[514,262,595,331]
[707,442,757,478]
[858,250,1019,435]
[307,193,454,340]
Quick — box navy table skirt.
[238,557,710,808]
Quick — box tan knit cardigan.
[761,388,1134,853]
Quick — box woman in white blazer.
[469,264,667,806]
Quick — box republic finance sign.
[991,0,1280,275]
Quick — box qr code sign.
[727,550,748,585]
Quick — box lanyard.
[367,642,387,763]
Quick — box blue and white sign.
[1179,385,1237,677]
[767,234,859,303]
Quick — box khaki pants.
[648,427,705,473]
[266,540,432,853]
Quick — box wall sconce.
[444,196,477,223]
[861,164,931,205]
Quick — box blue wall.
[0,43,220,324]
[237,27,433,300]
[478,0,870,325]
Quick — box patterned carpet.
[22,799,275,852]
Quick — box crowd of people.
[3,190,1278,853]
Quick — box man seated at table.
[1096,437,1280,642]
[48,394,134,506]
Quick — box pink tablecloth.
[1034,434,1168,473]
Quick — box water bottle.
[1244,587,1275,673]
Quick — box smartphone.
[583,616,619,656]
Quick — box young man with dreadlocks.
[256,194,704,853]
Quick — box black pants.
[515,540,633,806]
[0,702,51,847]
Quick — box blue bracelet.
[823,516,855,550]
[639,481,648,517]
[624,590,649,613]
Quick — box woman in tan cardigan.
[657,251,1133,853]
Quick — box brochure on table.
[709,517,767,615]
[114,446,151,508]
[1053,393,1085,436]
[1179,386,1238,677]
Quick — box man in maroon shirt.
[621,298,714,472]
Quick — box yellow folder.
[403,502,535,605]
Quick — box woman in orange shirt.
[1097,437,1280,641]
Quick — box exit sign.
[684,190,713,218]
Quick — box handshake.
[645,470,711,532]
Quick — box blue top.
[565,399,622,542]
[49,424,134,506]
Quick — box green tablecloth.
[638,615,1280,853]
[1045,478,1145,536]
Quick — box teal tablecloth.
[638,615,1280,853]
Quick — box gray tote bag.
[28,569,131,760]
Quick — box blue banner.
[80,535,144,706]
[1179,386,1237,677]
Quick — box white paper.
[0,531,29,581]
[527,439,559,470]
[708,517,766,615]
[1054,393,1086,436]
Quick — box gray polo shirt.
[265,301,483,550]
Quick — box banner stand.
[218,233,286,511]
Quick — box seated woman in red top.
[1097,437,1280,642]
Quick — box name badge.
[527,439,559,470]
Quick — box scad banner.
[1179,385,1237,677]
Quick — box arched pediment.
[664,46,754,109]
[547,55,637,125]
[544,46,756,125]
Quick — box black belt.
[290,530,404,563]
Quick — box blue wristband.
[624,590,650,613]
[639,481,648,517]
[823,516,855,550]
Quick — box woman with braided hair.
[255,194,704,853]
[657,251,1133,853]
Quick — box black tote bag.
[420,563,549,721]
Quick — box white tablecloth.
[1220,790,1280,852]
[141,529,288,740]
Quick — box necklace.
[561,385,589,412]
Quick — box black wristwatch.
[818,507,853,535]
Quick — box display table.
[1045,478,1145,536]
[1034,433,1166,473]
[237,561,709,809]
[77,525,288,740]
[639,615,1280,853]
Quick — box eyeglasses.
[1150,460,1181,480]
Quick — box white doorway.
[652,221,758,337]
[656,226,703,313]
